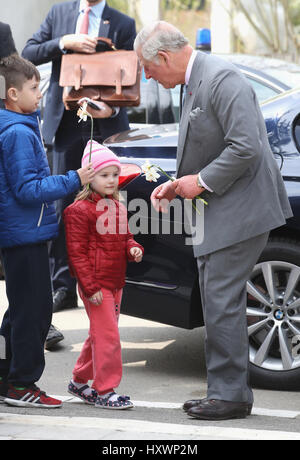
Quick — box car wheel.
[247,237,300,390]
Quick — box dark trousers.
[0,243,53,386]
[48,111,103,294]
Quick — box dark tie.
[180,84,186,118]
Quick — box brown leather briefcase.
[59,38,141,111]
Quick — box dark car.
[104,87,300,391]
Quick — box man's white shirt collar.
[185,50,197,86]
[79,0,106,17]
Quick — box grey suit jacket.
[177,52,293,257]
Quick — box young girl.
[63,140,143,410]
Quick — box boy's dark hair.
[0,54,40,95]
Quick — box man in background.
[22,0,136,312]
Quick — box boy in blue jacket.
[0,55,95,408]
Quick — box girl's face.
[91,165,120,196]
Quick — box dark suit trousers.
[197,231,269,403]
[48,110,103,294]
[0,243,53,386]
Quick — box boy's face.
[8,76,42,114]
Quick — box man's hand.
[172,175,205,199]
[76,162,95,185]
[150,180,177,213]
[61,34,97,53]
[78,100,114,119]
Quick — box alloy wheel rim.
[247,261,300,371]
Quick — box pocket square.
[189,107,205,120]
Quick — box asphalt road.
[0,281,300,441]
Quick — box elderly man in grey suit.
[134,22,293,421]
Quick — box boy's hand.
[89,290,103,305]
[77,163,95,186]
[130,247,143,263]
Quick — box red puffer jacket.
[63,193,144,298]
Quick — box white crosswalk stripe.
[54,395,300,419]
[1,412,300,440]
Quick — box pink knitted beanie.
[82,140,121,172]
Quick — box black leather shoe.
[53,289,78,312]
[187,399,249,421]
[45,324,64,350]
[183,398,253,415]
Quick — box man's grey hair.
[134,21,189,63]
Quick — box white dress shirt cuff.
[198,173,213,193]
[59,38,67,54]
[110,107,120,118]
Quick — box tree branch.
[231,0,275,49]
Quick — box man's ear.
[157,50,170,65]
[7,87,18,102]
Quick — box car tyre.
[247,237,300,390]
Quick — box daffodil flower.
[141,161,160,182]
[77,101,91,123]
[141,161,207,215]
[77,101,94,189]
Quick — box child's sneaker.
[4,384,62,408]
[95,391,134,410]
[67,380,98,405]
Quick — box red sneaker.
[4,384,62,408]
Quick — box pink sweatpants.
[72,286,123,395]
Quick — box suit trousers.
[72,287,123,395]
[197,231,269,403]
[0,243,53,386]
[48,111,103,294]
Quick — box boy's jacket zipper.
[36,117,48,228]
[37,203,48,227]
[37,203,44,227]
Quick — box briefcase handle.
[95,37,117,52]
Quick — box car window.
[294,116,300,153]
[259,67,300,89]
[244,77,280,103]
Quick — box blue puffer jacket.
[0,109,80,248]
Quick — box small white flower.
[141,160,152,173]
[141,161,160,182]
[145,170,160,182]
[77,101,90,123]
